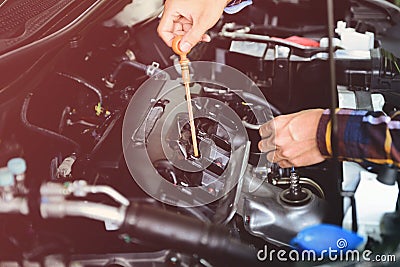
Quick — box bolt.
[289,170,301,197]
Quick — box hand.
[258,109,325,168]
[158,0,229,52]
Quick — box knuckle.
[273,116,284,127]
[258,141,264,151]
[280,149,290,159]
[272,153,280,163]
[274,137,283,147]
[291,158,302,167]
[278,161,288,168]
[259,125,265,136]
[266,152,275,162]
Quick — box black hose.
[21,94,81,153]
[111,60,147,82]
[57,72,103,105]
[121,203,261,266]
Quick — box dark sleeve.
[316,108,400,167]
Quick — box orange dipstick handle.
[172,35,190,61]
[172,36,199,158]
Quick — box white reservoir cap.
[7,158,27,175]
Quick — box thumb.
[180,26,206,53]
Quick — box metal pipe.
[41,181,130,206]
[86,185,130,206]
[0,198,29,214]
[219,23,329,58]
[40,200,126,227]
[242,120,261,130]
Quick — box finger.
[259,121,274,139]
[157,13,178,47]
[288,149,325,167]
[260,125,292,149]
[278,160,293,169]
[201,34,211,42]
[173,22,183,33]
[265,149,277,163]
[265,150,292,167]
[277,140,316,160]
[179,23,212,43]
[258,138,276,153]
[182,22,193,32]
[174,30,186,36]
[180,23,208,52]
[259,115,290,139]
[266,149,287,163]
[178,16,192,24]
[157,31,175,47]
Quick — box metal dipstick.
[172,36,199,158]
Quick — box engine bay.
[0,0,399,266]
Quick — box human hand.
[258,109,325,168]
[157,0,229,52]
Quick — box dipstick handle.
[172,35,189,60]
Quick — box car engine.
[0,0,399,266]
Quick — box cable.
[327,0,339,162]
[327,0,344,206]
